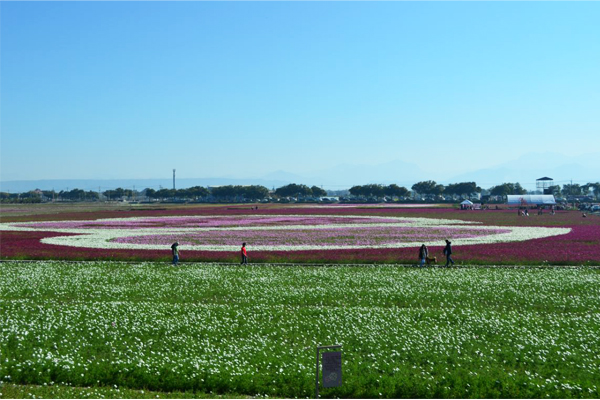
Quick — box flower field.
[1,204,599,265]
[1,261,599,398]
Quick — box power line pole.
[173,169,176,190]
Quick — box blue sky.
[1,2,599,183]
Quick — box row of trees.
[3,181,599,203]
[144,184,328,201]
[0,189,100,203]
[274,184,327,198]
[545,183,600,197]
[349,184,409,198]
[348,181,482,199]
[0,191,43,203]
[145,186,210,201]
[1,184,321,202]
[488,183,527,197]
[410,181,482,197]
[349,180,600,200]
[204,185,269,201]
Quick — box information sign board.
[322,351,342,388]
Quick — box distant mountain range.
[2,152,598,193]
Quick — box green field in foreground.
[0,383,247,399]
[1,261,600,398]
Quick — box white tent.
[506,195,556,205]
[460,200,474,205]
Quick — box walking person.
[443,239,455,267]
[418,244,428,267]
[171,241,180,266]
[240,242,248,265]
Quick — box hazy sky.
[1,2,599,181]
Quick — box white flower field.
[1,260,599,398]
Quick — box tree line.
[345,181,482,199]
[2,181,599,203]
[348,180,600,199]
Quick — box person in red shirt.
[241,242,248,265]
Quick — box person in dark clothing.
[443,240,454,267]
[241,242,248,265]
[418,244,428,267]
[171,242,180,265]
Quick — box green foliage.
[144,188,157,199]
[489,182,527,196]
[2,261,599,399]
[0,191,43,203]
[209,185,269,201]
[562,183,582,196]
[103,188,133,200]
[0,383,246,399]
[349,184,409,198]
[384,184,409,198]
[411,180,439,195]
[243,185,270,200]
[588,182,600,198]
[444,182,480,196]
[311,186,328,197]
[546,185,562,196]
[274,183,312,198]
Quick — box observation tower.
[536,177,554,194]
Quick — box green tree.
[349,185,366,197]
[42,190,56,200]
[411,180,439,195]
[433,184,446,196]
[310,186,327,197]
[154,188,175,200]
[384,184,409,199]
[211,186,238,200]
[562,183,582,196]
[581,182,600,199]
[188,186,210,199]
[145,188,157,199]
[364,184,385,197]
[489,182,527,197]
[85,190,100,201]
[348,184,388,198]
[103,188,133,200]
[445,182,479,197]
[244,185,270,200]
[275,184,312,198]
[546,185,561,196]
[591,183,600,199]
[513,183,527,195]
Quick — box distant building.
[536,177,554,194]
[506,194,556,206]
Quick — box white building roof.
[506,195,556,205]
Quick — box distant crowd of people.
[518,205,556,216]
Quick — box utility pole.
[173,169,176,190]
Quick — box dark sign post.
[322,351,342,387]
[315,345,342,398]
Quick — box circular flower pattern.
[0,214,571,251]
